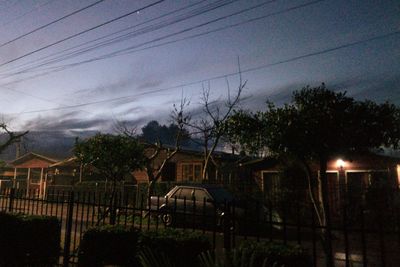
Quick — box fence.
[0,186,399,266]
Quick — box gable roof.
[9,152,59,167]
[49,156,80,168]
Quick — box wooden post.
[43,172,48,199]
[39,168,44,198]
[79,164,83,183]
[13,168,17,188]
[26,168,31,197]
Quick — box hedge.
[78,227,210,267]
[236,240,312,267]
[140,228,211,267]
[78,225,140,266]
[0,212,61,265]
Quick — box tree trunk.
[109,179,117,225]
[319,157,334,267]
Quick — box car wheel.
[161,212,174,227]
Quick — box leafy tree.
[74,133,145,224]
[227,84,400,267]
[141,121,190,146]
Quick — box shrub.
[236,241,311,267]
[78,225,140,267]
[0,212,61,265]
[140,228,211,267]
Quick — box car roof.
[174,184,225,190]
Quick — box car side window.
[194,189,210,202]
[179,188,194,200]
[169,188,181,199]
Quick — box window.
[262,172,280,197]
[194,189,210,202]
[161,162,176,181]
[182,163,202,181]
[179,188,194,200]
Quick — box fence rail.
[0,187,399,266]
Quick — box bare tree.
[178,69,245,181]
[0,123,29,155]
[116,100,190,197]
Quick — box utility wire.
[0,0,57,28]
[0,0,224,107]
[0,0,164,67]
[0,0,106,48]
[2,0,321,82]
[1,0,238,75]
[1,0,209,73]
[3,0,270,77]
[7,29,400,115]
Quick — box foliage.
[140,228,211,267]
[78,225,140,266]
[138,247,175,267]
[228,84,400,157]
[78,227,210,267]
[225,110,269,156]
[141,120,190,146]
[236,241,311,267]
[75,133,145,182]
[0,213,60,265]
[198,241,310,267]
[226,84,400,266]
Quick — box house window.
[182,163,202,181]
[345,170,389,208]
[161,162,176,181]
[261,171,280,199]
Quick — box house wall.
[132,148,223,184]
[13,158,54,168]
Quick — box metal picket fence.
[0,186,400,266]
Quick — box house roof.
[9,152,59,167]
[49,156,80,168]
[143,142,239,161]
[238,151,400,171]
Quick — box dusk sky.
[0,0,399,134]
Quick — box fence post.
[223,201,231,251]
[63,191,74,267]
[8,188,15,212]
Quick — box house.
[0,152,59,197]
[239,152,400,215]
[133,146,239,184]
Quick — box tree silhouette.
[227,84,400,267]
[74,133,145,224]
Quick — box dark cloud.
[137,80,163,91]
[328,75,400,105]
[22,112,112,133]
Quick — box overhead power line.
[1,0,209,73]
[1,0,239,76]
[2,0,304,81]
[0,0,165,68]
[8,29,400,115]
[0,0,106,49]
[0,0,231,106]
[2,0,272,77]
[0,0,57,28]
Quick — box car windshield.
[206,187,234,203]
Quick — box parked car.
[148,184,280,232]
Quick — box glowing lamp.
[336,159,345,169]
